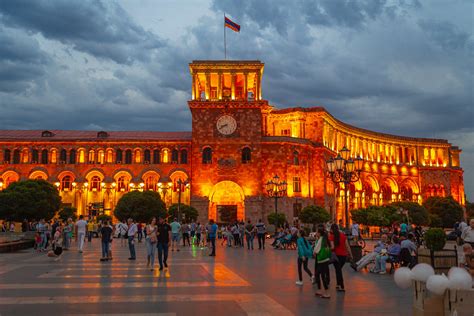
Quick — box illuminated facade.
[0,60,465,224]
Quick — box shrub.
[423,196,463,228]
[424,228,446,251]
[115,191,166,223]
[58,206,77,221]
[267,213,286,228]
[96,214,112,223]
[429,214,443,228]
[299,205,330,231]
[168,204,199,222]
[0,179,61,221]
[390,201,429,226]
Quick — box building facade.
[0,60,465,223]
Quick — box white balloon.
[426,274,449,295]
[448,267,468,279]
[448,268,472,290]
[411,263,435,282]
[394,267,413,289]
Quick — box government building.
[0,60,466,224]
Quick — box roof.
[0,130,192,141]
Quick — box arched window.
[3,149,11,163]
[145,176,157,191]
[90,176,101,191]
[69,149,76,164]
[88,150,95,164]
[60,149,67,163]
[171,149,179,164]
[180,149,188,164]
[50,149,57,164]
[117,176,128,192]
[134,149,141,163]
[125,150,132,164]
[32,149,39,163]
[381,184,392,204]
[97,150,105,164]
[242,147,251,163]
[293,151,299,166]
[401,186,413,201]
[116,149,123,163]
[153,150,160,164]
[144,149,151,164]
[106,149,113,163]
[61,175,72,191]
[41,149,48,164]
[12,149,20,164]
[202,147,212,164]
[162,149,170,163]
[78,149,85,163]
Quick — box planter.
[417,247,458,274]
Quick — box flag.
[225,16,240,32]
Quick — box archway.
[209,181,245,223]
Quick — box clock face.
[216,115,237,135]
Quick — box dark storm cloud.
[418,19,472,51]
[0,0,163,64]
[0,26,50,92]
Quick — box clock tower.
[188,60,270,222]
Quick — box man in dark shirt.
[157,217,172,270]
[100,221,113,261]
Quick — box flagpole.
[224,13,227,60]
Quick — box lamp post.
[175,178,189,222]
[325,146,364,229]
[266,174,287,214]
[158,181,173,207]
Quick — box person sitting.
[400,233,417,268]
[274,232,293,249]
[460,243,474,276]
[351,234,388,271]
[372,236,401,274]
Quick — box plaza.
[0,239,411,316]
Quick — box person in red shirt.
[329,224,353,291]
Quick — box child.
[47,227,63,261]
[34,232,42,252]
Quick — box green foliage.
[466,201,474,220]
[0,180,61,221]
[429,214,443,228]
[114,191,166,223]
[424,228,446,251]
[350,205,402,227]
[390,201,429,226]
[423,196,463,228]
[299,205,330,225]
[168,204,199,222]
[58,206,77,221]
[267,212,287,228]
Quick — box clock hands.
[219,123,228,129]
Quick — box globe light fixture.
[266,174,287,214]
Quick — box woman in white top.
[145,217,158,271]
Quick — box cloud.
[418,19,472,50]
[0,0,164,64]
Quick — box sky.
[0,0,472,199]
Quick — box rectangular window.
[281,129,290,136]
[293,177,301,193]
[293,203,302,218]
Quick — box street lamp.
[266,174,287,214]
[325,146,364,229]
[158,181,173,206]
[175,178,189,222]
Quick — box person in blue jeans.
[127,218,138,260]
[100,221,113,261]
[208,219,218,257]
[156,217,171,270]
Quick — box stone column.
[243,72,248,101]
[205,72,211,100]
[256,71,261,100]
[231,72,236,100]
[218,72,223,100]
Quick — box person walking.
[157,217,171,270]
[208,219,218,257]
[170,218,181,251]
[127,218,138,260]
[100,220,113,261]
[182,222,191,247]
[245,220,255,250]
[314,227,331,299]
[256,219,266,250]
[145,217,158,270]
[87,220,94,242]
[75,215,87,253]
[329,224,352,291]
[190,221,196,245]
[196,222,202,246]
[63,218,73,250]
[137,222,143,243]
[116,220,128,247]
[296,230,313,285]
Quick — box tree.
[390,201,429,226]
[58,206,77,221]
[114,191,166,223]
[267,212,286,228]
[0,179,61,221]
[423,196,463,228]
[168,204,199,222]
[466,200,474,220]
[299,205,330,230]
[351,205,402,227]
[351,208,370,226]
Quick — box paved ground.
[0,238,412,315]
